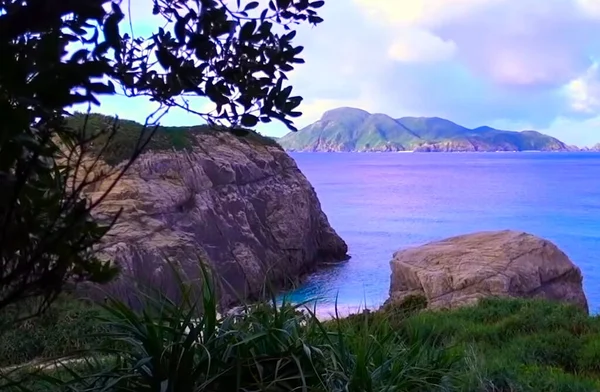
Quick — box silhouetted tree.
[0,0,323,320]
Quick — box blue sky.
[86,0,600,146]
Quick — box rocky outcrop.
[413,140,495,152]
[86,132,348,307]
[387,230,588,313]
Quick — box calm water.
[284,152,600,315]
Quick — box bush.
[397,297,600,391]
[6,294,600,391]
[68,113,281,166]
[0,297,117,367]
[85,274,461,392]
[1,273,462,391]
[577,333,600,374]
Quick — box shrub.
[68,113,281,166]
[1,269,461,391]
[577,333,600,374]
[0,297,117,367]
[6,294,600,392]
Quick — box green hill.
[278,107,574,152]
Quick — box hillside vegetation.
[278,107,573,152]
[3,294,600,391]
[66,113,279,165]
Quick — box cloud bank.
[88,0,600,146]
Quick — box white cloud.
[576,0,600,18]
[88,0,600,146]
[387,29,457,63]
[354,0,596,88]
[353,0,502,28]
[565,63,600,114]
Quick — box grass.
[3,284,600,391]
[399,297,600,391]
[66,112,280,165]
[0,296,120,367]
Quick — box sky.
[86,0,600,146]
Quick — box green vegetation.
[4,292,600,391]
[278,107,571,152]
[0,0,317,323]
[401,297,600,391]
[0,297,120,368]
[0,0,325,388]
[67,113,281,165]
[1,1,595,391]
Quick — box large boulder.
[387,230,588,313]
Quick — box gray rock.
[387,230,588,313]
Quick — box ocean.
[283,152,600,315]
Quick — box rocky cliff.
[83,123,348,307]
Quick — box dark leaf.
[89,82,116,94]
[285,30,297,40]
[240,114,259,127]
[276,0,292,9]
[174,17,187,44]
[239,20,257,41]
[244,1,260,11]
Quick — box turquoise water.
[284,152,600,314]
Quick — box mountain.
[278,107,574,152]
[582,143,600,151]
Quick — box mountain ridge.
[278,107,580,152]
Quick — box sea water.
[283,152,600,315]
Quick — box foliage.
[0,0,322,319]
[0,274,460,392]
[5,297,600,391]
[0,296,119,367]
[67,112,280,165]
[116,0,323,131]
[401,297,600,391]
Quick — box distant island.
[278,107,596,153]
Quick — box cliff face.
[86,132,348,307]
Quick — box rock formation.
[387,230,588,313]
[86,131,348,307]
